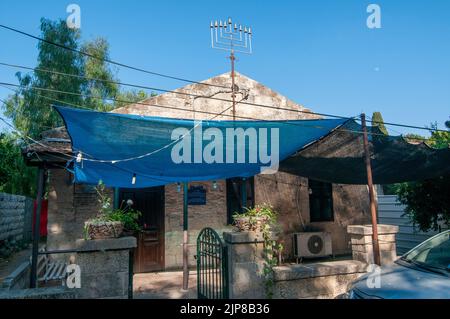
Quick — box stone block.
[348,224,399,265]
[273,272,363,299]
[0,287,75,299]
[77,271,128,299]
[75,236,137,252]
[76,250,129,273]
[347,224,399,236]
[350,233,396,245]
[223,231,264,244]
[273,260,367,281]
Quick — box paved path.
[134,271,197,299]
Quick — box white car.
[345,230,450,299]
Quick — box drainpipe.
[182,183,189,290]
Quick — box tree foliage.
[0,133,36,197]
[371,111,388,135]
[395,120,450,232]
[82,37,119,112]
[1,18,149,197]
[2,18,148,139]
[4,18,85,139]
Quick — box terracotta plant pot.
[233,216,269,232]
[84,221,123,240]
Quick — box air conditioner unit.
[293,232,332,258]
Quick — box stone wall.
[45,169,370,269]
[254,173,371,257]
[0,286,75,299]
[224,230,369,299]
[46,172,231,270]
[47,169,112,251]
[347,224,400,265]
[272,260,368,299]
[73,237,136,299]
[224,231,266,299]
[0,192,33,244]
[112,72,318,122]
[164,181,232,269]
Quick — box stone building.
[24,72,371,272]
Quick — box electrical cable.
[0,61,446,133]
[0,24,228,89]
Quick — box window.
[308,179,334,222]
[226,177,255,225]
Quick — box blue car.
[346,230,450,299]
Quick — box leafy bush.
[233,203,276,221]
[395,120,450,231]
[85,180,141,233]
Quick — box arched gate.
[196,227,229,299]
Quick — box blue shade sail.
[55,106,347,188]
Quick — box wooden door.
[120,187,165,273]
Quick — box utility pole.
[210,18,253,120]
[361,113,381,266]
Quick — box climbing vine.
[233,203,284,298]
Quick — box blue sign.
[188,186,206,205]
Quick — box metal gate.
[197,227,229,299]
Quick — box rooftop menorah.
[210,17,252,54]
[210,17,253,120]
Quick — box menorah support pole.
[230,51,236,121]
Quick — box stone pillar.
[347,224,399,266]
[74,237,136,299]
[223,231,265,299]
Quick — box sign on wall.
[188,186,206,205]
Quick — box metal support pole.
[182,183,189,290]
[361,114,381,266]
[30,167,45,288]
[230,51,236,121]
[114,187,120,209]
[241,177,247,210]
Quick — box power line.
[0,80,420,142]
[4,79,438,146]
[0,87,242,163]
[0,61,352,120]
[0,81,347,125]
[1,89,440,175]
[1,85,361,164]
[1,61,447,133]
[0,23,228,89]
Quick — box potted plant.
[84,181,141,240]
[232,203,276,233]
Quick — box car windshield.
[402,231,450,273]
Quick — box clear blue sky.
[1,0,449,136]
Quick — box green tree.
[396,119,450,231]
[0,133,36,197]
[82,38,119,112]
[4,18,85,139]
[1,18,149,197]
[2,18,143,137]
[371,111,388,135]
